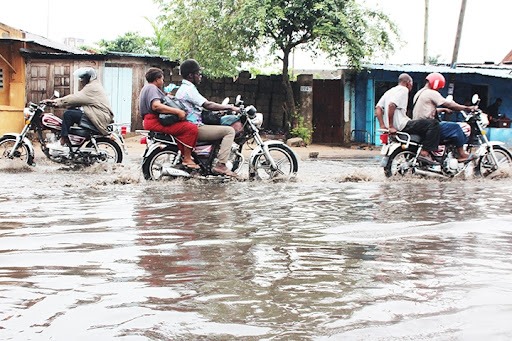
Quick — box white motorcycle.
[138,95,299,180]
[381,94,512,178]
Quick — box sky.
[1,0,510,69]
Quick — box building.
[348,63,512,146]
[0,22,178,136]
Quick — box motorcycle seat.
[396,132,421,144]
[78,115,100,134]
[151,132,176,142]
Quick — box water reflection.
[0,158,512,339]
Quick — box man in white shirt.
[375,73,441,164]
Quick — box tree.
[154,0,260,77]
[153,0,397,127]
[255,0,398,127]
[145,17,172,56]
[97,32,156,54]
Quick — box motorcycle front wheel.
[0,137,34,166]
[142,145,180,180]
[475,145,512,177]
[87,137,123,164]
[384,149,417,177]
[250,144,298,180]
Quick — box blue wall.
[352,68,512,145]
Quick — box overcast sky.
[1,0,510,68]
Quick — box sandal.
[183,162,200,170]
[418,154,439,165]
[457,153,477,163]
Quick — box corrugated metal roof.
[0,32,90,55]
[361,63,512,79]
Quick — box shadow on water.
[1,157,512,339]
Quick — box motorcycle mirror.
[446,95,454,102]
[53,90,60,98]
[221,97,229,105]
[235,95,242,105]
[472,94,480,104]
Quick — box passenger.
[139,67,199,169]
[43,67,114,152]
[175,59,240,177]
[375,73,441,164]
[412,72,477,162]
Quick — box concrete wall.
[172,70,291,132]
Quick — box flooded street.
[1,152,512,340]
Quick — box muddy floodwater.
[1,153,512,340]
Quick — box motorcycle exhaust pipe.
[162,166,192,178]
[414,168,447,179]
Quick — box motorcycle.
[380,94,512,178]
[137,95,299,180]
[0,91,125,167]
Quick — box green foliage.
[132,0,398,128]
[428,54,444,65]
[290,114,312,145]
[252,0,398,126]
[97,32,156,54]
[154,0,260,77]
[144,16,172,56]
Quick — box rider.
[412,72,477,162]
[175,59,240,177]
[44,67,114,152]
[375,73,441,164]
[139,67,199,169]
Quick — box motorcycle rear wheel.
[0,137,34,166]
[384,149,417,177]
[475,145,512,177]
[250,144,298,180]
[86,137,123,164]
[142,145,180,180]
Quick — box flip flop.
[183,162,200,170]
[457,153,477,163]
[418,155,440,165]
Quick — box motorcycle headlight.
[479,112,489,128]
[251,113,263,128]
[23,107,33,119]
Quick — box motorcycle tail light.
[140,136,147,144]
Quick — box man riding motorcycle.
[43,67,114,153]
[412,72,477,162]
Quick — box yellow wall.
[0,40,27,134]
[0,105,24,135]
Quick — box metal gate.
[312,79,344,144]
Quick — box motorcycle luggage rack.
[151,132,178,145]
[394,132,421,148]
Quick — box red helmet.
[426,72,446,90]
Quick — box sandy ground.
[122,134,381,161]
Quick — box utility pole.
[423,0,429,65]
[451,0,467,68]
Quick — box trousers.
[61,109,83,137]
[197,125,235,163]
[439,122,467,147]
[402,118,440,151]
